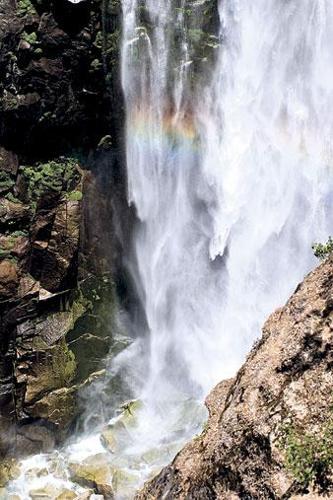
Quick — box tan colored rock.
[38,200,81,292]
[36,305,85,346]
[17,275,40,298]
[29,484,76,500]
[27,386,77,429]
[0,259,19,300]
[0,459,20,488]
[56,490,77,500]
[69,454,113,499]
[0,198,31,227]
[137,256,333,499]
[16,338,76,406]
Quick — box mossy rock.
[17,0,37,16]
[19,158,81,206]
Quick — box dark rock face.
[0,0,125,459]
[0,0,123,158]
[137,257,333,499]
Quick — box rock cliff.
[137,256,333,499]
[0,0,127,459]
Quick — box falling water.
[120,0,333,427]
[9,1,333,498]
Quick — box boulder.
[69,453,113,499]
[16,424,55,455]
[27,386,77,430]
[29,485,77,500]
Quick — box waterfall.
[8,1,333,498]
[120,0,333,448]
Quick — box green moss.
[10,230,28,237]
[20,158,80,203]
[21,31,38,45]
[188,28,205,44]
[90,58,103,72]
[0,171,15,192]
[5,192,20,203]
[278,416,333,488]
[17,0,37,16]
[312,237,333,261]
[66,190,83,202]
[54,338,77,386]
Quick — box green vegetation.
[278,417,333,488]
[0,171,15,192]
[188,28,205,45]
[17,0,36,17]
[67,191,83,202]
[90,58,103,72]
[20,158,80,206]
[5,192,20,203]
[21,31,38,45]
[312,236,333,261]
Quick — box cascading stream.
[8,1,333,498]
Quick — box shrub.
[312,237,333,261]
[278,417,333,489]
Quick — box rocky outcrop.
[137,256,333,499]
[0,0,126,460]
[0,0,123,158]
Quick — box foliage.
[21,31,38,45]
[17,0,36,17]
[66,190,83,202]
[278,417,333,488]
[0,171,15,192]
[20,158,80,205]
[312,237,333,261]
[188,28,205,45]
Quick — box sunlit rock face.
[137,256,333,499]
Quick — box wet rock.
[27,386,77,430]
[69,453,113,499]
[16,424,55,455]
[32,199,81,292]
[16,339,76,406]
[0,459,20,487]
[69,334,109,382]
[56,490,77,500]
[36,305,86,346]
[100,400,142,454]
[29,484,76,499]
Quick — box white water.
[9,1,333,498]
[120,0,333,436]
